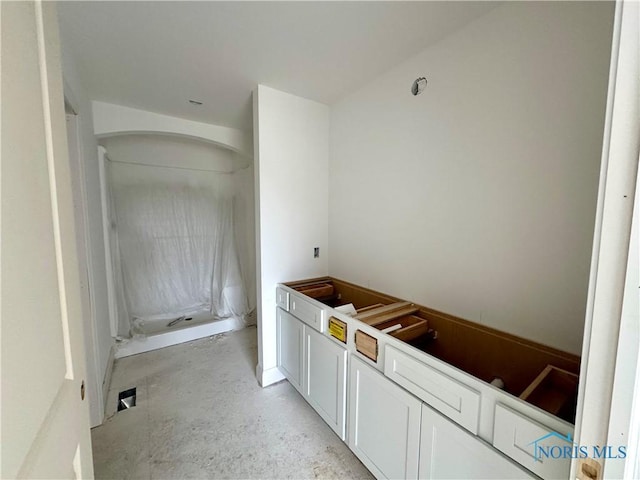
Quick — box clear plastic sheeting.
[111,182,249,337]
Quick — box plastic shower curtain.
[111,181,249,337]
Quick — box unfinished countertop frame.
[277,276,578,473]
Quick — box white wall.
[254,85,329,385]
[329,2,614,355]
[60,39,114,426]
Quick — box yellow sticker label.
[329,317,347,343]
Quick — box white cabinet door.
[277,308,304,393]
[305,327,347,440]
[419,405,534,480]
[493,403,570,480]
[349,356,421,480]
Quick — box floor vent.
[117,387,137,411]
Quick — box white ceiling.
[57,1,498,131]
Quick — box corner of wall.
[253,85,330,384]
[100,343,116,422]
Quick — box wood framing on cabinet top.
[283,276,580,424]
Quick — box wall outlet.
[313,247,320,258]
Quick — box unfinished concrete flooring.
[92,326,373,479]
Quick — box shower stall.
[99,133,256,352]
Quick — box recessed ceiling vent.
[188,99,203,105]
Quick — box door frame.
[97,145,120,338]
[572,0,640,477]
[63,85,105,427]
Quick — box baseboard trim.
[256,364,285,387]
[115,319,236,359]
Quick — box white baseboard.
[115,318,236,359]
[256,364,285,387]
[101,344,116,421]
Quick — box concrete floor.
[92,326,373,479]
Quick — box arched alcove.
[97,125,256,357]
[92,101,253,159]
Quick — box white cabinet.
[277,308,304,393]
[290,294,325,332]
[384,345,480,434]
[276,287,290,310]
[493,403,571,479]
[419,405,534,480]
[278,306,347,438]
[304,327,348,440]
[349,356,421,480]
[279,287,573,480]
